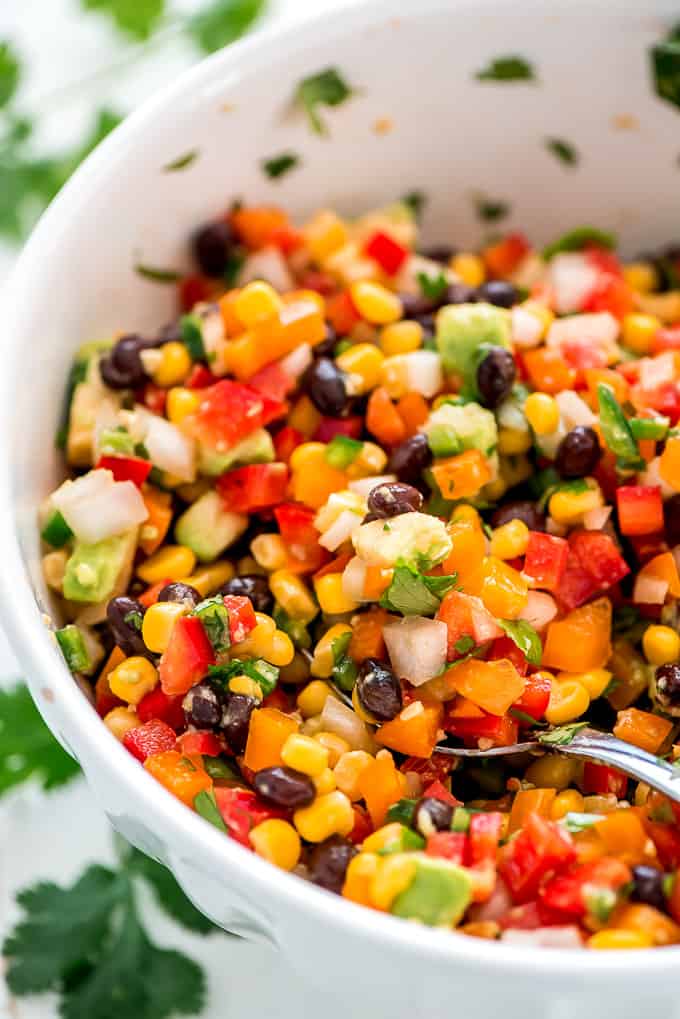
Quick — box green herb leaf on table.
[125,847,219,935]
[542,226,617,260]
[402,190,427,220]
[474,196,510,223]
[417,270,448,302]
[497,619,542,666]
[81,0,165,41]
[189,0,267,54]
[650,24,680,113]
[135,263,183,283]
[545,137,579,167]
[0,684,80,795]
[163,150,200,172]
[380,562,457,616]
[262,151,299,179]
[0,40,21,109]
[474,56,535,82]
[295,67,353,135]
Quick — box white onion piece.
[548,254,600,315]
[383,617,448,687]
[404,351,443,398]
[348,474,397,497]
[279,343,312,379]
[53,470,148,544]
[319,510,362,552]
[394,254,455,296]
[145,416,196,482]
[583,505,612,530]
[640,352,676,391]
[633,574,669,605]
[519,591,558,631]
[555,390,597,429]
[501,927,584,949]
[547,309,619,350]
[511,306,543,349]
[320,695,376,753]
[465,595,503,643]
[238,248,294,292]
[342,556,368,602]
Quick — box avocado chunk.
[198,428,275,477]
[435,302,511,388]
[391,855,472,927]
[63,530,137,603]
[423,401,498,458]
[175,490,248,562]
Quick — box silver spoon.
[433,726,680,803]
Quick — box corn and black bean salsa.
[44,200,680,948]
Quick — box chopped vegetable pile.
[43,196,680,949]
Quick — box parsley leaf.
[262,151,299,179]
[651,23,680,112]
[0,40,20,109]
[475,56,535,82]
[380,563,457,616]
[474,196,510,223]
[417,270,448,301]
[0,684,80,795]
[81,0,164,41]
[163,150,199,172]
[545,137,579,166]
[295,67,353,135]
[542,226,617,260]
[538,722,588,746]
[125,848,218,934]
[188,0,267,54]
[497,619,542,666]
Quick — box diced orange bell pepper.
[357,754,407,828]
[637,552,680,598]
[227,301,325,381]
[313,553,353,581]
[611,903,680,946]
[232,206,289,250]
[479,557,528,619]
[139,578,174,607]
[638,438,657,463]
[446,658,526,716]
[288,395,322,438]
[483,233,530,278]
[543,597,612,672]
[441,520,486,595]
[362,565,393,600]
[349,608,390,661]
[342,853,379,905]
[397,392,430,437]
[366,387,407,447]
[446,695,486,719]
[139,487,173,556]
[326,291,361,336]
[278,299,327,351]
[291,460,347,509]
[508,788,556,834]
[524,348,577,395]
[144,751,212,807]
[659,436,680,491]
[595,811,649,864]
[375,701,444,758]
[431,450,491,501]
[585,368,629,406]
[218,290,245,337]
[613,708,673,755]
[242,707,299,772]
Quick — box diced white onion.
[633,574,669,605]
[320,695,376,753]
[547,255,600,315]
[404,351,443,398]
[640,352,676,391]
[319,510,363,552]
[547,310,619,350]
[519,591,558,631]
[342,556,368,603]
[279,343,312,379]
[501,926,584,949]
[52,469,148,544]
[467,596,503,642]
[555,390,596,430]
[383,616,448,687]
[238,248,294,292]
[583,505,612,530]
[144,415,196,482]
[511,306,543,349]
[348,474,397,497]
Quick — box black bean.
[193,220,236,277]
[655,664,680,709]
[367,481,423,519]
[220,574,272,614]
[476,346,516,408]
[413,797,454,837]
[314,324,339,358]
[399,293,437,318]
[555,426,601,479]
[630,865,667,911]
[387,433,433,485]
[253,765,316,809]
[356,658,402,722]
[444,282,477,305]
[99,334,149,390]
[220,693,257,754]
[421,245,456,263]
[159,582,201,608]
[183,681,223,729]
[490,500,545,532]
[302,357,349,417]
[477,280,519,308]
[106,596,149,658]
[308,836,357,894]
[664,495,680,547]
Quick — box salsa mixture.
[42,199,680,949]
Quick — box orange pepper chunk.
[139,487,173,556]
[288,395,322,438]
[375,701,444,758]
[637,552,680,598]
[232,206,289,249]
[446,695,486,718]
[218,290,244,337]
[508,788,556,834]
[139,578,174,607]
[446,658,526,716]
[348,608,391,661]
[611,903,680,946]
[357,754,407,828]
[397,392,430,437]
[613,708,673,755]
[291,460,347,509]
[585,368,629,405]
[479,557,528,619]
[441,520,486,594]
[659,436,680,491]
[524,348,577,395]
[595,811,649,865]
[543,597,612,672]
[366,387,407,447]
[144,751,212,807]
[431,450,491,501]
[242,707,299,772]
[362,565,393,600]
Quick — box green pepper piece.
[629,416,670,441]
[41,510,74,548]
[597,383,643,469]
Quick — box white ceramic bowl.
[3,1,680,1015]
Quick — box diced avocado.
[435,302,511,385]
[98,427,136,457]
[63,530,137,603]
[391,855,472,927]
[352,512,452,569]
[377,825,425,855]
[175,490,248,562]
[198,428,275,477]
[423,402,498,458]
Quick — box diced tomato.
[422,780,461,807]
[222,594,257,643]
[138,382,166,415]
[399,752,457,787]
[139,578,173,608]
[540,858,631,917]
[523,532,569,592]
[326,290,361,336]
[137,686,186,730]
[273,425,304,462]
[632,381,680,425]
[96,455,152,488]
[123,719,176,762]
[582,762,628,798]
[469,812,503,864]
[568,530,630,589]
[499,812,576,904]
[487,635,529,676]
[185,363,218,389]
[217,462,289,514]
[313,416,363,442]
[445,710,519,748]
[188,379,285,450]
[554,550,600,611]
[274,501,327,573]
[512,671,552,723]
[561,340,608,380]
[231,206,290,250]
[616,485,664,537]
[248,361,295,403]
[176,730,223,756]
[159,616,215,696]
[347,804,373,844]
[179,273,213,312]
[426,831,467,863]
[363,230,409,275]
[214,787,286,847]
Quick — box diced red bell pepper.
[523,532,569,592]
[554,550,601,611]
[582,273,633,320]
[176,730,224,757]
[261,686,294,712]
[487,635,529,676]
[214,787,285,848]
[539,857,631,918]
[138,382,166,415]
[188,379,285,450]
[652,324,680,355]
[469,812,503,864]
[123,719,177,762]
[445,711,519,748]
[512,671,551,723]
[139,578,174,608]
[498,899,567,930]
[422,780,461,807]
[632,381,680,425]
[216,462,289,514]
[274,425,304,463]
[348,804,374,844]
[582,761,628,799]
[484,233,531,278]
[185,363,218,389]
[137,686,186,730]
[313,416,363,442]
[643,821,680,870]
[568,530,630,589]
[426,831,467,864]
[616,485,664,537]
[298,270,337,296]
[179,273,213,312]
[274,501,327,573]
[159,616,216,696]
[363,230,409,275]
[399,752,457,787]
[269,224,303,255]
[498,812,576,904]
[96,455,152,488]
[248,361,295,403]
[222,594,257,644]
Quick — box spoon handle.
[562,728,680,803]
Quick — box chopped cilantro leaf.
[543,226,617,260]
[380,562,457,616]
[538,722,588,746]
[454,635,476,655]
[651,24,680,112]
[475,56,535,82]
[262,151,299,179]
[194,788,228,833]
[134,263,182,283]
[81,0,164,40]
[163,150,199,172]
[497,619,542,666]
[474,197,510,223]
[223,249,245,287]
[545,137,579,166]
[295,67,353,135]
[402,190,427,220]
[417,270,448,301]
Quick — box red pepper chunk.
[185,364,218,389]
[568,530,630,588]
[582,762,628,799]
[523,532,569,592]
[426,831,467,864]
[498,812,576,904]
[274,425,304,463]
[469,812,503,864]
[176,730,223,757]
[616,485,664,537]
[554,550,601,611]
[159,616,215,696]
[248,361,295,402]
[222,594,257,643]
[421,780,461,807]
[487,635,529,676]
[96,455,152,488]
[540,858,631,918]
[188,379,285,450]
[123,719,176,762]
[274,501,327,573]
[399,752,456,788]
[512,671,551,723]
[217,463,289,514]
[363,230,409,275]
[214,787,286,848]
[445,712,519,748]
[137,686,185,730]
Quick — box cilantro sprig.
[380,562,457,616]
[474,56,535,82]
[0,684,80,795]
[497,618,542,666]
[295,67,353,135]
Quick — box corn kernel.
[490,519,529,560]
[310,623,353,678]
[524,753,577,791]
[336,343,385,394]
[231,612,276,658]
[142,601,186,654]
[556,669,612,700]
[315,731,351,767]
[498,426,533,455]
[545,678,591,725]
[451,505,482,527]
[249,818,301,871]
[524,392,560,435]
[293,790,354,842]
[343,852,379,904]
[290,442,327,473]
[549,479,603,526]
[297,680,333,718]
[315,573,359,614]
[346,441,388,479]
[153,342,192,387]
[450,252,486,287]
[166,387,200,424]
[234,281,283,328]
[370,853,417,911]
[300,715,325,738]
[250,534,288,572]
[643,624,680,666]
[379,354,409,399]
[623,262,658,295]
[267,630,295,667]
[349,281,403,325]
[550,789,585,820]
[313,767,337,794]
[269,570,318,624]
[229,675,264,701]
[281,733,329,776]
[587,929,654,950]
[182,561,234,597]
[279,652,310,685]
[43,549,68,591]
[380,321,423,356]
[137,545,197,584]
[334,750,374,801]
[103,705,139,741]
[363,822,405,854]
[621,313,661,355]
[108,656,159,705]
[304,210,349,262]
